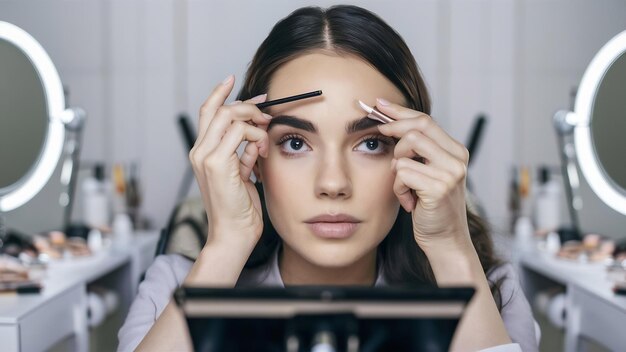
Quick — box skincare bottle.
[534,166,561,233]
[112,213,133,248]
[514,216,535,250]
[82,164,110,230]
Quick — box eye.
[276,134,311,155]
[354,135,394,155]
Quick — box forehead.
[266,52,404,118]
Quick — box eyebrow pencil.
[358,100,395,123]
[255,90,322,109]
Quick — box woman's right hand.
[189,75,272,249]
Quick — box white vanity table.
[0,230,159,352]
[518,249,626,352]
[497,233,626,352]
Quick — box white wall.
[515,0,626,237]
[1,0,625,236]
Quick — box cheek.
[355,159,397,198]
[261,156,309,190]
[357,161,399,222]
[259,156,312,217]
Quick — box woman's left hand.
[375,98,472,253]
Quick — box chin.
[294,241,373,268]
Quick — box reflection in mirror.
[591,52,626,192]
[0,38,48,189]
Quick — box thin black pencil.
[255,90,322,109]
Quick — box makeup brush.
[358,100,395,123]
[256,90,322,109]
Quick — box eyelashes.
[275,133,395,157]
[276,134,311,154]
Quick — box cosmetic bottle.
[82,164,110,230]
[125,162,142,229]
[508,166,520,233]
[519,166,532,218]
[112,213,133,248]
[534,166,561,233]
[112,163,127,215]
[514,216,535,250]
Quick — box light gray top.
[118,248,537,352]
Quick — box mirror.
[0,39,47,189]
[559,31,626,217]
[0,21,81,219]
[590,52,626,192]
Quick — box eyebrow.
[267,115,382,134]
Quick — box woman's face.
[255,51,405,268]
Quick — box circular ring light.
[0,22,71,211]
[569,30,626,215]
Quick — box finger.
[392,167,418,213]
[244,93,267,105]
[240,141,260,181]
[379,119,468,164]
[197,75,236,141]
[375,101,468,164]
[393,165,448,212]
[197,103,272,156]
[375,98,431,121]
[210,99,272,128]
[393,157,458,190]
[227,95,269,128]
[242,94,269,128]
[393,131,466,183]
[211,121,269,163]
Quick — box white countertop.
[0,230,159,324]
[494,232,626,312]
[518,246,626,311]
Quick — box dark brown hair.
[237,5,504,307]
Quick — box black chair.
[154,202,206,258]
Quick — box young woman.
[118,5,537,351]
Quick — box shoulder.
[117,254,193,352]
[486,262,539,352]
[147,253,195,287]
[486,262,525,307]
[486,262,518,282]
[141,253,193,313]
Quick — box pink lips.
[304,214,362,239]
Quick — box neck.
[278,243,378,286]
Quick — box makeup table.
[0,230,159,352]
[494,233,626,352]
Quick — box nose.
[314,153,352,199]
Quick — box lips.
[304,214,362,239]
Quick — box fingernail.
[377,98,390,106]
[262,113,273,120]
[250,93,267,102]
[222,74,234,85]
